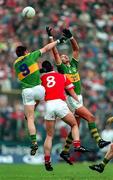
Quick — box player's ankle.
[62,150,69,154]
[44,155,51,163]
[73,140,80,148]
[32,141,37,145]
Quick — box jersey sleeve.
[64,75,74,90]
[30,50,41,62]
[71,57,79,69]
[56,63,67,74]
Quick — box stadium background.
[0,0,113,165]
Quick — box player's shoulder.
[41,71,56,78]
[14,53,30,65]
[50,71,64,77]
[47,71,57,76]
[55,72,65,81]
[71,57,79,63]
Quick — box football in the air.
[22,6,36,18]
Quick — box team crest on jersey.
[69,68,77,73]
[72,68,77,72]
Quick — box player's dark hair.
[16,46,27,57]
[41,61,53,72]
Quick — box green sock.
[30,134,37,144]
[88,122,101,143]
[63,132,73,153]
[102,158,110,168]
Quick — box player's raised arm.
[63,28,79,60]
[46,26,62,65]
[39,38,64,54]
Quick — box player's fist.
[62,28,72,39]
[46,26,52,37]
[107,117,113,124]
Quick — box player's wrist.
[56,39,60,44]
[49,36,53,39]
[70,36,74,40]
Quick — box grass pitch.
[0,163,113,180]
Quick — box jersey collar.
[14,53,30,65]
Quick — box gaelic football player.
[46,27,110,164]
[14,37,69,155]
[41,61,89,171]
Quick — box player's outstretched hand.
[63,28,72,39]
[46,26,52,37]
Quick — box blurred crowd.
[0,0,113,149]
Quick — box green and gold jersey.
[14,50,41,89]
[56,58,81,95]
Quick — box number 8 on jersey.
[47,76,56,88]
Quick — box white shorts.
[22,85,45,105]
[45,99,70,120]
[66,94,83,112]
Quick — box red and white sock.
[73,140,80,148]
[44,155,50,163]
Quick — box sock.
[88,122,101,143]
[102,158,110,168]
[62,132,73,153]
[30,134,37,144]
[44,155,50,163]
[73,140,80,148]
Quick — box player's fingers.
[46,26,52,33]
[62,32,67,37]
[62,29,67,33]
[63,28,69,32]
[49,27,52,32]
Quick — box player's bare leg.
[24,100,39,120]
[60,115,81,164]
[62,106,110,153]
[44,120,55,171]
[75,106,111,148]
[24,105,38,155]
[62,112,89,151]
[61,107,110,164]
[89,143,113,173]
[75,115,81,127]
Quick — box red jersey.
[41,71,74,101]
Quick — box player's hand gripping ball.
[22,6,36,19]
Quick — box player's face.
[61,54,70,65]
[25,50,29,54]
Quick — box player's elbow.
[40,45,51,54]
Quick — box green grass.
[0,163,113,180]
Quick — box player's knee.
[47,131,54,137]
[26,114,34,121]
[70,121,76,127]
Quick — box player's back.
[14,50,41,89]
[41,71,66,101]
